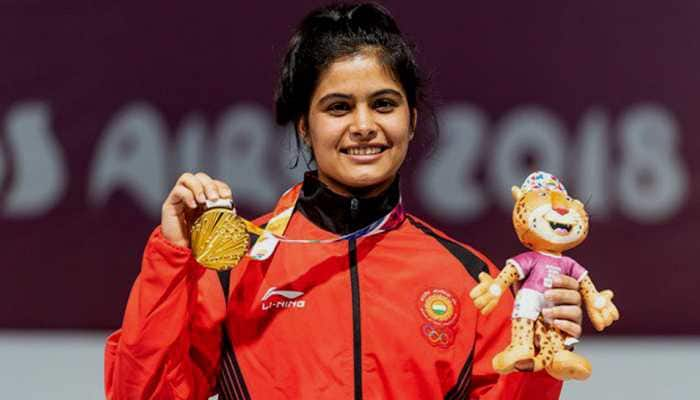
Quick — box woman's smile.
[340,143,390,163]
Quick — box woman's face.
[300,51,414,197]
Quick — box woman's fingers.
[177,172,230,203]
[178,173,206,203]
[195,172,220,201]
[544,288,581,306]
[168,185,198,209]
[545,275,584,338]
[543,305,583,327]
[551,274,580,291]
[552,318,582,338]
[213,180,233,199]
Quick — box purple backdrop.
[1,2,698,334]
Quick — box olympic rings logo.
[421,323,453,347]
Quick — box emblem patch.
[419,288,460,348]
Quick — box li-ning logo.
[261,287,306,311]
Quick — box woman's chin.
[322,170,394,197]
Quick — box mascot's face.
[512,187,589,253]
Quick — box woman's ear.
[296,118,310,146]
[409,108,418,140]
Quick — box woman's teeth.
[346,147,383,155]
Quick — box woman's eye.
[327,102,350,115]
[373,99,396,112]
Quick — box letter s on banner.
[3,102,68,218]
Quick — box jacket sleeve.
[467,253,563,399]
[104,227,226,400]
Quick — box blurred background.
[1,1,698,399]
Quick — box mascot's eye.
[539,192,547,197]
[566,196,572,201]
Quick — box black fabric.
[405,215,489,283]
[218,270,231,299]
[348,238,363,400]
[216,224,267,400]
[218,331,251,400]
[444,350,474,400]
[296,171,400,235]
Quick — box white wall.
[0,331,697,399]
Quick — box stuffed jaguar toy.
[470,171,619,380]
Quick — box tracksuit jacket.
[105,173,562,399]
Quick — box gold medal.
[190,199,250,271]
[188,181,406,269]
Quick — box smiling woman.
[299,51,414,196]
[274,3,426,198]
[105,3,582,399]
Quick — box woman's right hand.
[161,172,233,248]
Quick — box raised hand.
[161,172,233,248]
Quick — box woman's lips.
[341,145,388,163]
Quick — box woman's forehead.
[313,52,404,100]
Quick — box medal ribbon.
[242,182,405,260]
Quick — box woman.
[105,3,584,399]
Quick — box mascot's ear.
[511,186,523,202]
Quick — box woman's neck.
[316,171,396,199]
[296,171,401,235]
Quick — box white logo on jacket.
[261,287,306,310]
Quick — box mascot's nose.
[550,191,570,216]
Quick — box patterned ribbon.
[242,182,405,260]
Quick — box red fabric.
[105,212,562,399]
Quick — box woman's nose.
[349,106,378,139]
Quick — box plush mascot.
[470,171,619,380]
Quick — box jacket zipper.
[349,197,362,400]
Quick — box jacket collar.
[295,171,401,236]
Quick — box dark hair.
[274,2,437,165]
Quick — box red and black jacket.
[105,174,562,399]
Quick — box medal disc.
[190,208,250,271]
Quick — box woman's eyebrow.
[371,88,403,98]
[317,93,353,104]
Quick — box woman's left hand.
[542,275,583,338]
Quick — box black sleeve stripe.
[216,223,267,399]
[218,341,250,400]
[444,350,474,400]
[406,215,488,283]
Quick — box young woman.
[105,3,584,399]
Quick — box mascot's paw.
[469,272,505,315]
[587,290,620,332]
[546,350,592,381]
[492,344,535,374]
